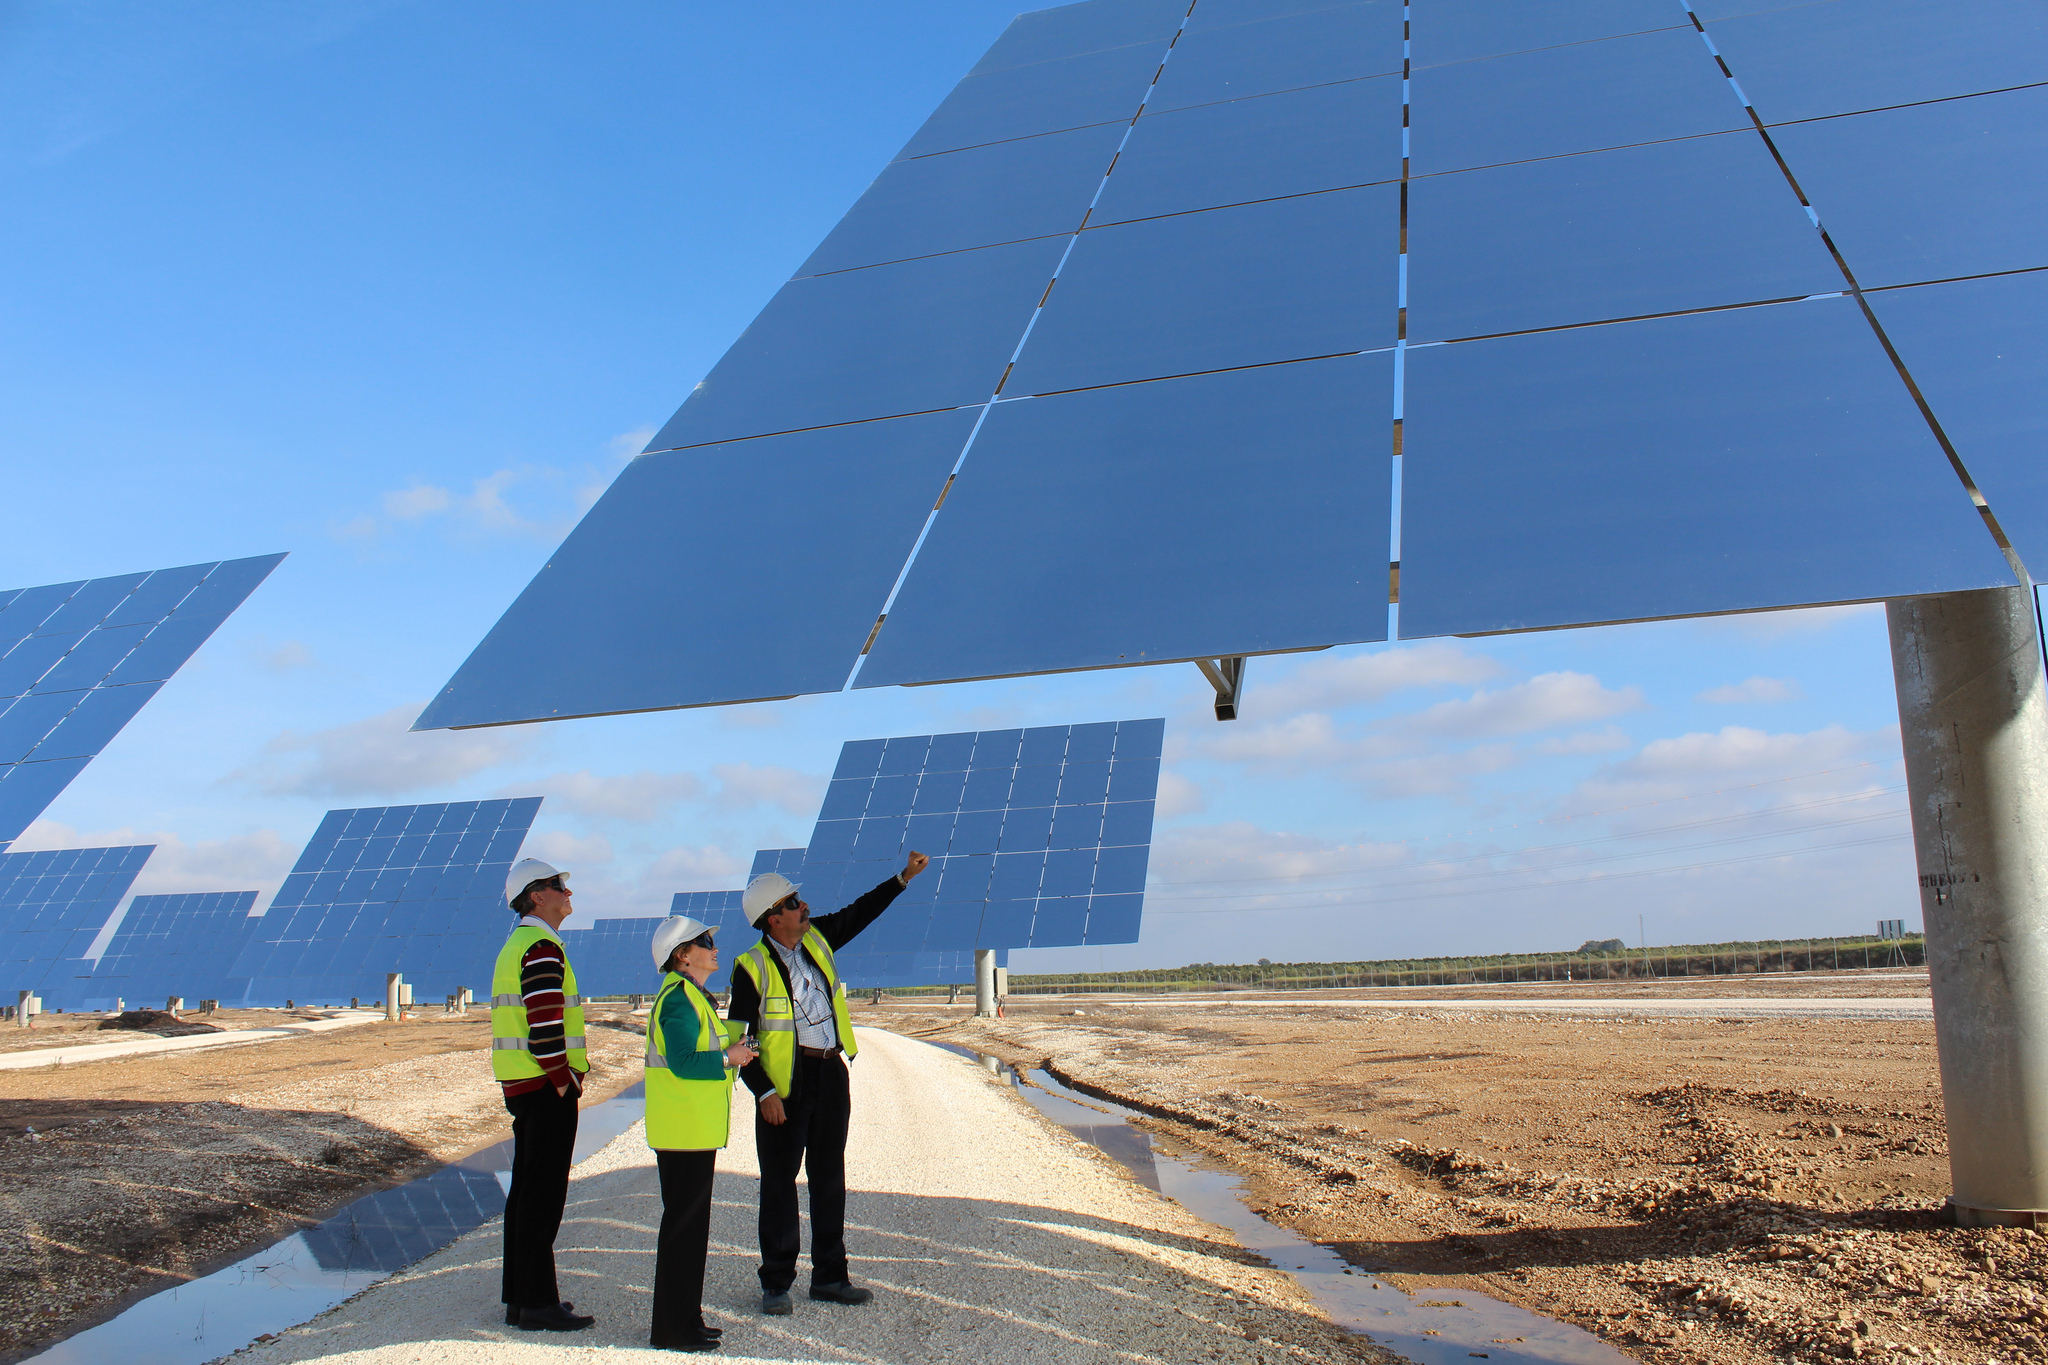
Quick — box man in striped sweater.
[490,858,594,1332]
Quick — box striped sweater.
[501,934,586,1098]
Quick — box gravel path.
[224,1027,1385,1365]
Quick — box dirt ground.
[858,974,2048,1365]
[0,1005,645,1364]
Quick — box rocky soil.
[857,993,2046,1365]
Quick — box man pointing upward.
[727,849,930,1316]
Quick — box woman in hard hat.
[645,915,757,1352]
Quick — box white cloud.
[1198,712,1359,769]
[383,484,453,519]
[1407,671,1646,739]
[1251,642,1503,715]
[569,844,754,921]
[711,763,826,816]
[524,830,614,867]
[1155,770,1207,818]
[257,639,316,671]
[502,770,704,821]
[1565,724,1892,816]
[238,703,534,797]
[338,425,650,548]
[1152,821,1408,892]
[1697,676,1804,705]
[1533,726,1633,756]
[644,844,750,886]
[332,513,380,541]
[1352,742,1524,798]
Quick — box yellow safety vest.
[490,924,588,1081]
[735,928,857,1100]
[644,972,739,1150]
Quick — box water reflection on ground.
[24,1084,647,1365]
[933,1042,1631,1365]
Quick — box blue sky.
[1,1,1922,973]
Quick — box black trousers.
[755,1052,850,1293]
[501,1084,580,1309]
[651,1150,717,1342]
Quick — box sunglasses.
[773,894,806,915]
[690,932,717,951]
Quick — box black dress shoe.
[506,1300,578,1326]
[519,1302,596,1331]
[649,1330,719,1352]
[503,1301,577,1326]
[697,1324,725,1339]
[809,1281,873,1305]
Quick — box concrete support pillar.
[15,990,30,1028]
[1889,585,2048,1225]
[385,972,402,1023]
[974,949,997,1018]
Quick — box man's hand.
[903,850,931,880]
[759,1093,787,1125]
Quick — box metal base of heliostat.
[1889,586,2048,1224]
[974,949,997,1018]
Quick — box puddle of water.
[24,1084,647,1365]
[932,1042,1631,1365]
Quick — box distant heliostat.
[0,554,286,845]
[559,889,745,998]
[759,718,1161,988]
[0,845,152,1005]
[225,798,542,1006]
[416,0,2040,730]
[81,890,260,1010]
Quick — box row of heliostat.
[417,0,2048,732]
[3,721,1158,1007]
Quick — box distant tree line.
[870,932,1925,996]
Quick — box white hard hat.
[651,916,712,970]
[506,858,569,907]
[742,872,800,926]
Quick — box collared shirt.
[767,935,837,1050]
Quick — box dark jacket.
[727,874,904,1098]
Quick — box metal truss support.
[1195,656,1247,721]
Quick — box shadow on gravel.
[263,1164,1392,1365]
[0,1099,434,1364]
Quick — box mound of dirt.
[96,1010,222,1037]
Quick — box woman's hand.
[725,1041,758,1068]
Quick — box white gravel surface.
[222,1027,1383,1364]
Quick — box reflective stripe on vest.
[736,928,858,1099]
[643,972,733,1150]
[490,925,588,1081]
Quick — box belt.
[798,1045,842,1058]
